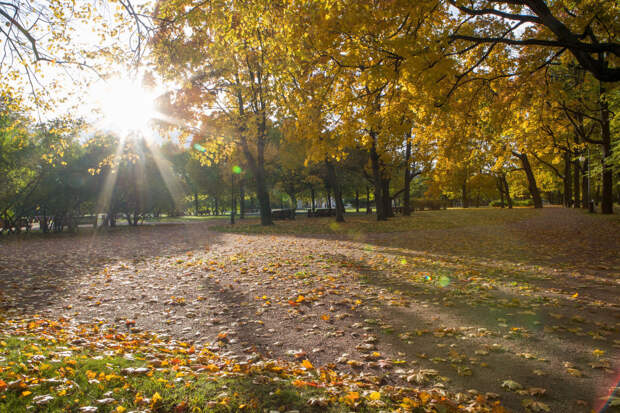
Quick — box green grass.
[0,335,396,413]
[213,207,538,235]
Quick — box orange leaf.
[301,359,314,369]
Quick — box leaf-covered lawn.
[1,207,619,412]
[0,318,495,412]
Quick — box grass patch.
[1,318,500,413]
[214,208,538,235]
[0,335,379,413]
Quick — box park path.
[0,208,618,412]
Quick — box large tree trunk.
[496,176,505,208]
[355,190,360,213]
[403,138,412,216]
[502,175,513,208]
[514,151,543,208]
[383,178,394,218]
[366,186,371,214]
[462,180,469,208]
[369,133,387,220]
[600,84,613,214]
[563,153,572,207]
[325,160,345,222]
[573,160,581,208]
[255,168,273,225]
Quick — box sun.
[95,77,158,137]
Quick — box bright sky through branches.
[90,76,160,139]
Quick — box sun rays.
[89,76,185,232]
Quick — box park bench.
[0,217,32,233]
[271,209,295,220]
[73,215,98,228]
[307,208,335,217]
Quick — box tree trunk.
[383,178,393,218]
[502,175,513,208]
[325,159,345,222]
[403,138,412,216]
[369,133,387,220]
[600,83,613,214]
[497,176,505,208]
[42,207,49,233]
[581,158,588,209]
[515,152,543,208]
[214,196,219,216]
[256,175,273,224]
[239,180,245,219]
[311,187,315,212]
[573,160,581,208]
[462,181,469,208]
[366,186,371,214]
[194,192,199,216]
[326,187,332,209]
[355,190,360,213]
[563,152,572,207]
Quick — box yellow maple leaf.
[368,391,381,400]
[151,392,162,404]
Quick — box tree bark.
[462,181,469,208]
[366,186,371,214]
[497,176,505,208]
[563,152,572,207]
[514,151,543,208]
[581,158,588,208]
[311,187,315,212]
[369,133,387,220]
[383,178,394,217]
[403,137,412,216]
[239,180,245,219]
[573,160,581,208]
[355,190,359,213]
[194,192,199,216]
[502,175,513,208]
[600,83,613,214]
[325,159,345,222]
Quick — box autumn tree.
[150,0,295,225]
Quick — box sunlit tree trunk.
[514,151,543,208]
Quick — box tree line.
[0,0,618,230]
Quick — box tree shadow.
[0,222,227,315]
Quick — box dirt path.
[0,209,618,412]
